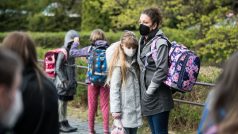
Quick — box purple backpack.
[148,36,200,92]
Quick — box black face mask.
[139,24,150,36]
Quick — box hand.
[112,112,121,119]
[146,90,153,95]
[73,37,79,43]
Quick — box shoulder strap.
[144,35,171,68]
[159,35,172,50]
[56,48,68,60]
[154,35,171,50]
[88,46,92,53]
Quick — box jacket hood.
[64,30,79,48]
[93,40,109,48]
[106,41,120,66]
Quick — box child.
[198,52,238,134]
[70,29,110,134]
[3,32,59,134]
[107,31,142,134]
[55,30,79,132]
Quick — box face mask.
[139,24,150,36]
[0,90,23,128]
[124,47,137,57]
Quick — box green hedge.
[0,28,196,48]
[0,31,123,48]
[4,27,238,66]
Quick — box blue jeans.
[147,111,170,134]
[124,127,138,134]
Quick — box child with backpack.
[106,31,142,134]
[54,30,79,132]
[69,29,109,134]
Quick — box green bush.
[195,26,238,65]
[163,27,198,49]
[169,66,221,132]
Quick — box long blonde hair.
[107,31,138,86]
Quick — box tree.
[160,0,234,37]
[81,0,111,31]
[101,0,155,31]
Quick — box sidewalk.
[60,118,104,134]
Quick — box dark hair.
[0,48,22,88]
[142,7,163,28]
[2,32,44,90]
[211,52,238,133]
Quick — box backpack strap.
[55,48,68,60]
[144,35,170,68]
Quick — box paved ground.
[60,118,104,134]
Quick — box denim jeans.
[124,127,138,134]
[147,111,170,134]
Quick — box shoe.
[59,120,77,133]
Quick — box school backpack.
[147,36,200,92]
[87,46,107,85]
[43,48,67,79]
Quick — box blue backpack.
[87,46,107,85]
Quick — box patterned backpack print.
[149,36,200,92]
[87,46,107,85]
[44,48,67,79]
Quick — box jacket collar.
[137,29,164,66]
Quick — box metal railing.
[39,59,215,107]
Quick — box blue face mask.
[139,24,150,36]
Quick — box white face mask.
[0,89,23,128]
[124,47,137,57]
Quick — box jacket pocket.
[143,91,154,103]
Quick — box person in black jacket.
[54,30,79,132]
[2,32,59,134]
[0,48,23,134]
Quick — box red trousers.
[87,84,109,133]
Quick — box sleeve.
[110,66,122,113]
[69,42,91,57]
[55,52,67,82]
[197,90,215,133]
[146,42,169,94]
